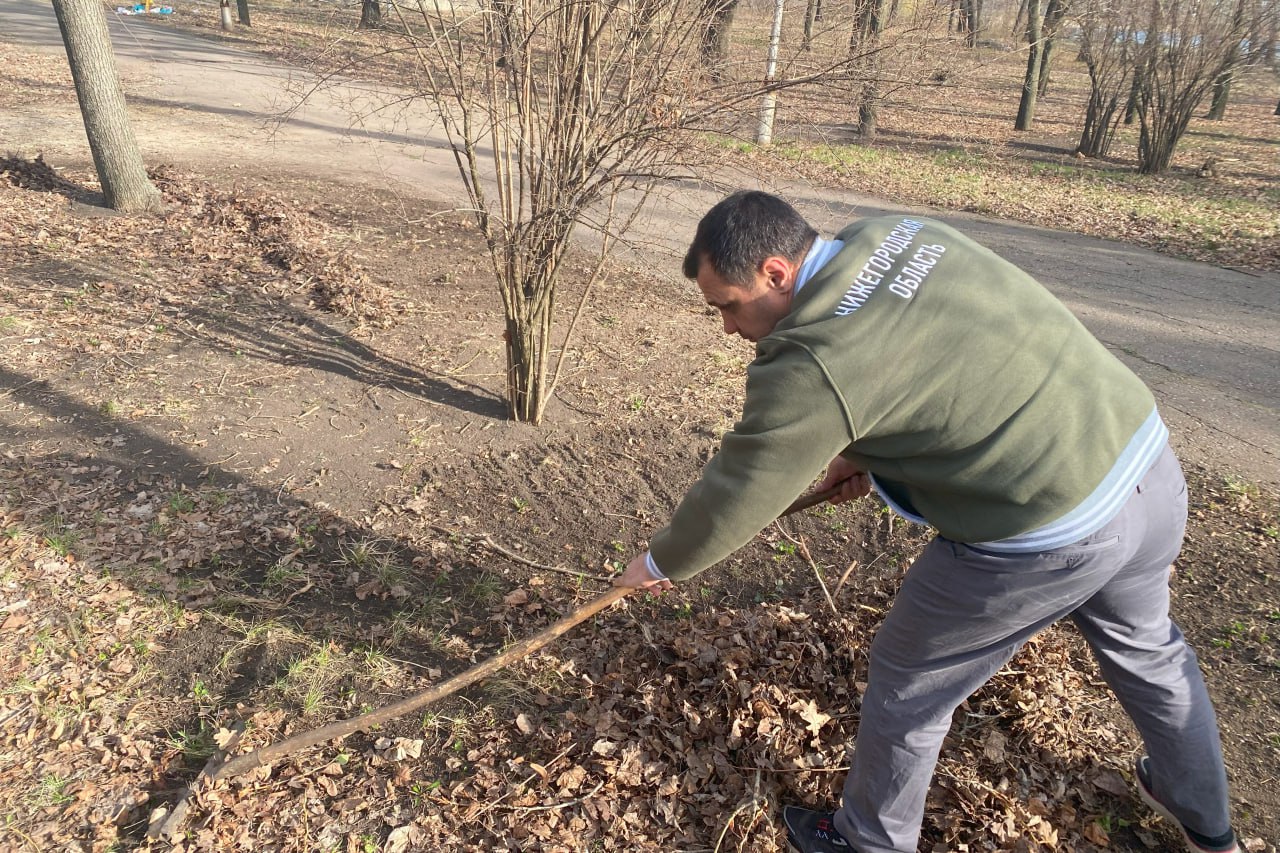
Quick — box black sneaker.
[782,806,856,852]
[1134,756,1240,853]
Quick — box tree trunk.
[1014,0,1042,129]
[756,0,786,144]
[1207,69,1232,119]
[701,0,739,81]
[1036,0,1067,97]
[1275,98,1280,116]
[802,0,817,51]
[1012,0,1027,36]
[219,0,233,31]
[359,0,382,28]
[1207,2,1243,120]
[958,0,980,46]
[1077,90,1121,157]
[1123,67,1141,124]
[51,0,161,213]
[851,0,887,139]
[236,0,250,26]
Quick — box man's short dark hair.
[682,191,817,285]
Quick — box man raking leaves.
[612,191,1240,853]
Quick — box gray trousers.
[835,445,1232,853]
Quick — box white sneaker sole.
[1136,765,1240,853]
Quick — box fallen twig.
[774,521,838,616]
[196,587,630,788]
[427,524,613,582]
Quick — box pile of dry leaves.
[0,157,394,326]
[0,450,1212,853]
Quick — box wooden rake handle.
[209,584,631,785]
[206,483,841,786]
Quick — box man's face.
[696,257,796,343]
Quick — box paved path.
[2,0,1277,487]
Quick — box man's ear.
[759,256,795,292]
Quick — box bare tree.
[1133,0,1251,173]
[1014,0,1044,129]
[51,0,161,213]
[236,0,251,26]
[1076,0,1138,156]
[374,1,805,420]
[219,0,233,31]
[373,0,866,422]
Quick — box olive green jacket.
[649,216,1158,581]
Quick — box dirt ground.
[0,15,1278,853]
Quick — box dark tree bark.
[850,0,888,138]
[1275,98,1280,115]
[1036,0,1068,96]
[1014,0,1043,129]
[51,0,161,213]
[359,0,382,29]
[1012,0,1028,35]
[957,0,980,46]
[803,0,818,50]
[1207,0,1245,119]
[1207,69,1233,119]
[1075,0,1133,157]
[236,0,250,26]
[1123,67,1141,124]
[700,0,739,80]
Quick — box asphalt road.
[2,0,1277,487]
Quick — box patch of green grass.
[1224,475,1260,498]
[374,553,407,589]
[1028,161,1085,179]
[465,572,503,606]
[263,557,307,591]
[764,138,1278,270]
[339,538,381,570]
[42,517,79,558]
[0,316,18,331]
[3,675,38,695]
[168,492,196,514]
[931,147,987,169]
[167,725,216,763]
[31,773,74,808]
